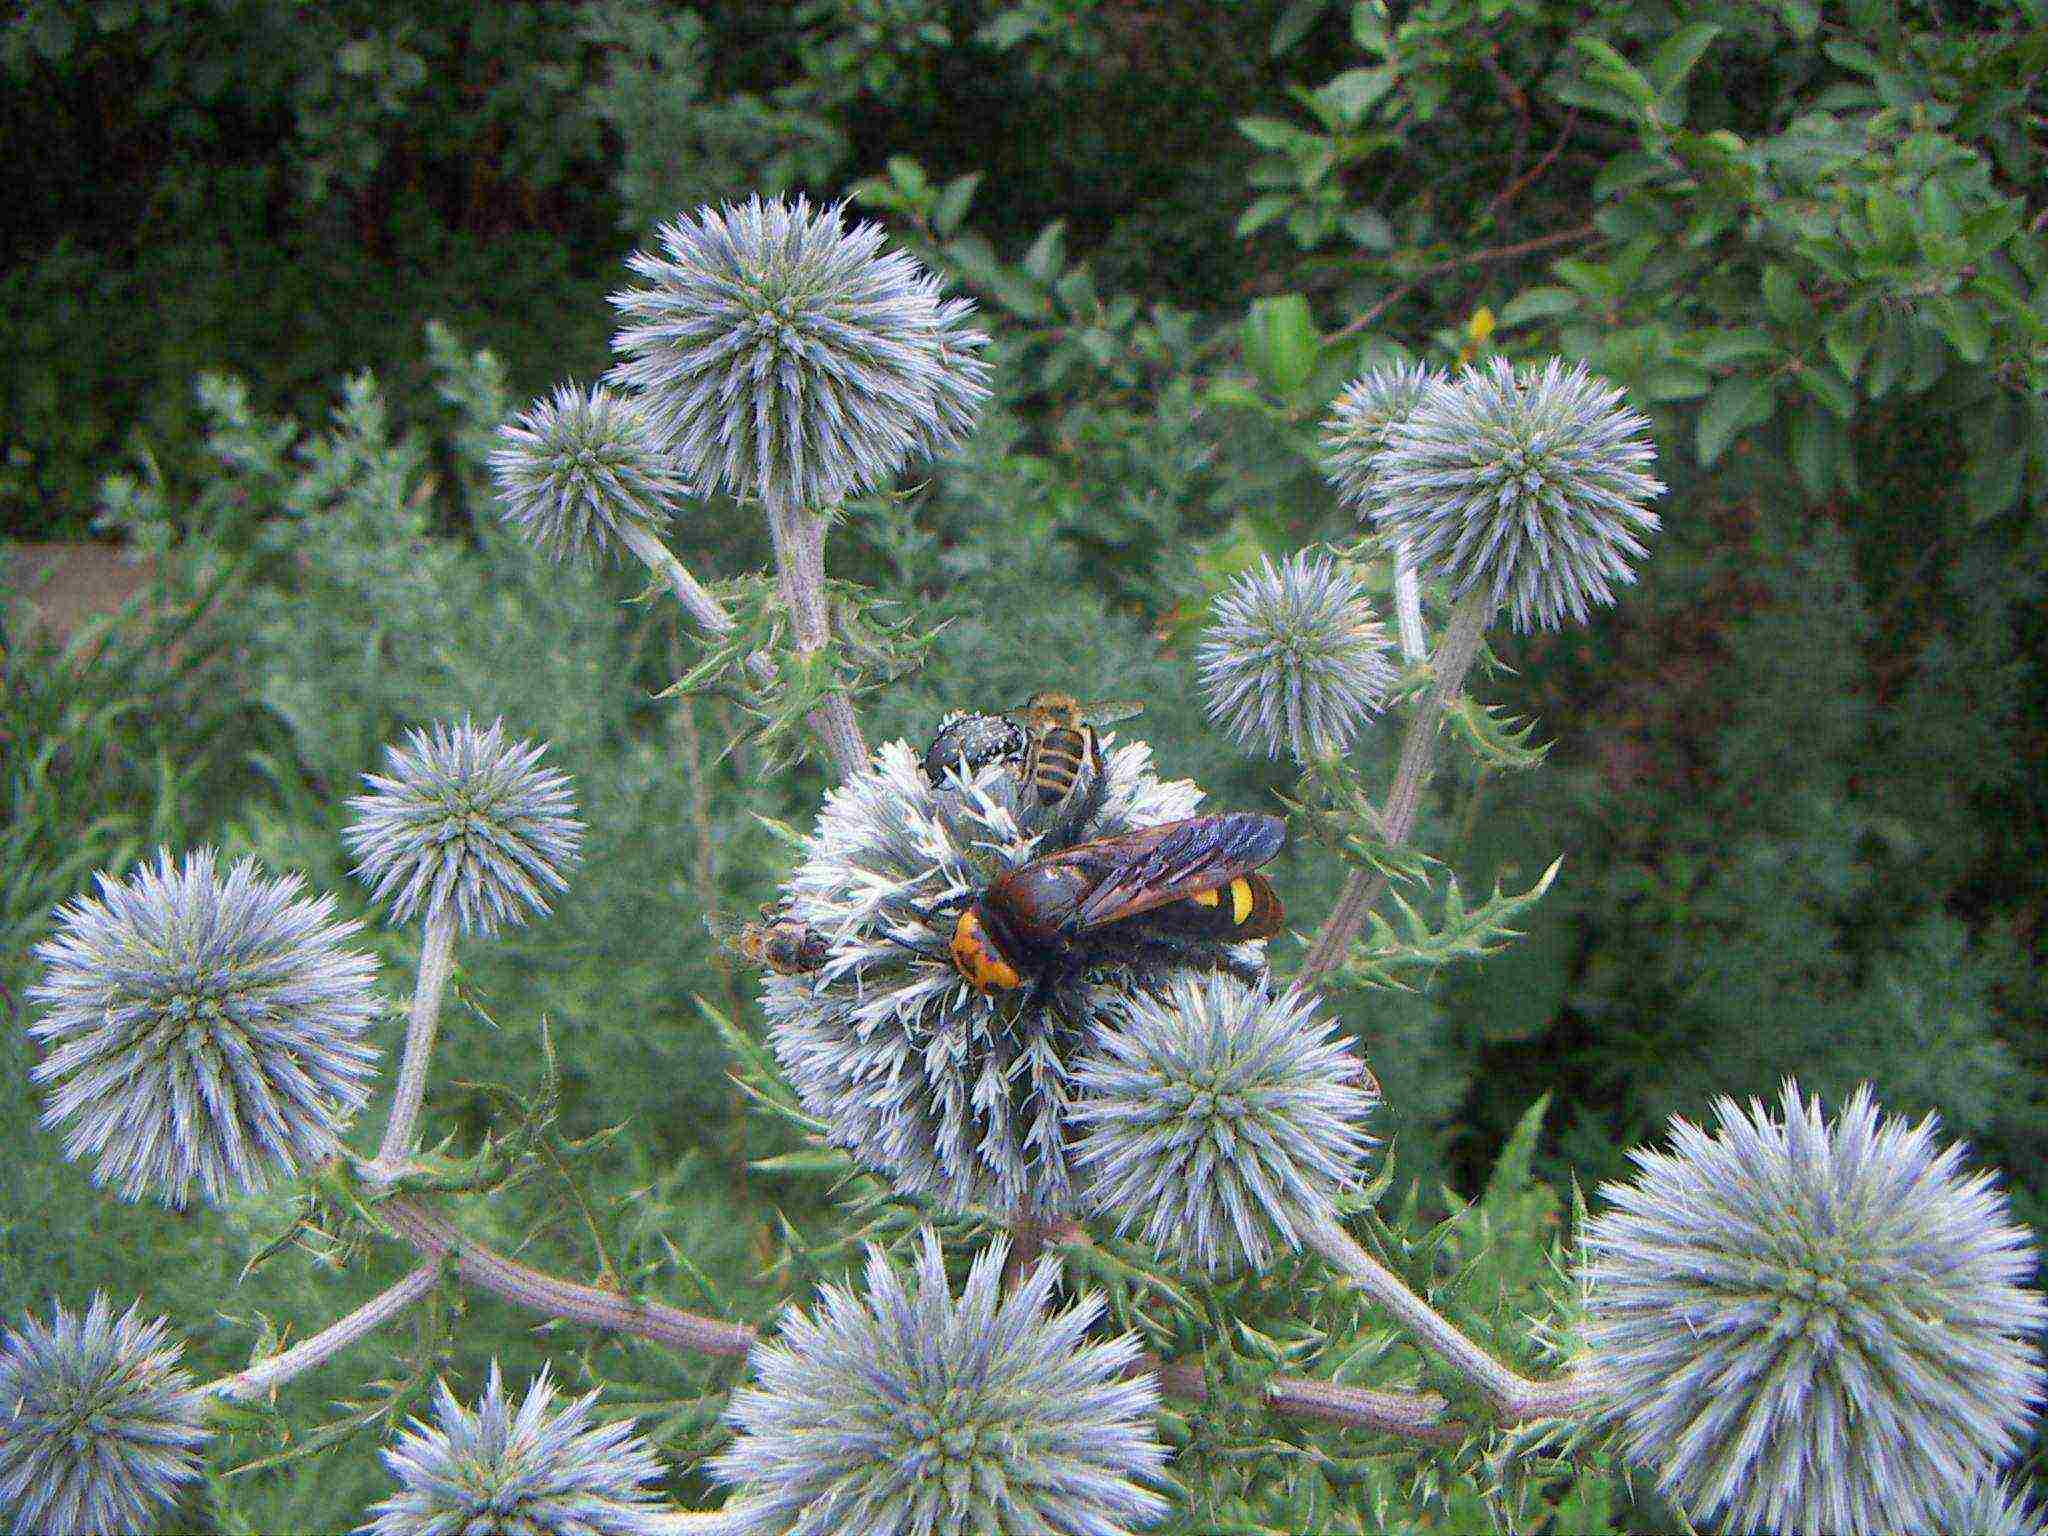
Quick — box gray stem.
[205,1261,440,1401]
[617,520,774,687]
[1296,589,1492,988]
[767,501,869,780]
[371,906,458,1175]
[1392,541,1427,663]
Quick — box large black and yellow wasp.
[710,903,829,976]
[937,812,1285,1013]
[1003,691,1145,828]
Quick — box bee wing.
[1071,813,1285,929]
[1076,699,1145,726]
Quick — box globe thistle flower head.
[761,735,1228,1215]
[1580,1081,2048,1536]
[0,1295,210,1536]
[608,195,990,511]
[488,382,687,563]
[345,716,584,938]
[1941,1476,2048,1536]
[1321,359,1439,513]
[714,1228,1168,1536]
[361,1361,686,1536]
[27,848,381,1207]
[1373,356,1664,631]
[1197,551,1396,763]
[1071,974,1378,1274]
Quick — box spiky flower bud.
[1197,551,1396,763]
[345,717,584,938]
[1580,1081,2047,1536]
[608,195,990,512]
[362,1362,690,1536]
[763,736,1244,1215]
[1070,974,1378,1274]
[1321,360,1439,514]
[27,849,380,1207]
[488,382,688,563]
[0,1295,210,1536]
[1373,357,1664,631]
[713,1229,1168,1536]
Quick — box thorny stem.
[205,1261,441,1401]
[1302,1211,1608,1421]
[617,521,775,690]
[371,905,458,1175]
[1391,544,1427,665]
[768,500,870,780]
[1296,589,1492,989]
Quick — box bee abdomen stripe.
[1229,878,1254,925]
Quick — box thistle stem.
[767,501,869,781]
[617,520,775,688]
[1391,542,1427,664]
[371,905,458,1175]
[376,1195,759,1358]
[205,1261,441,1401]
[1296,589,1492,989]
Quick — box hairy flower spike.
[1373,357,1664,631]
[1198,551,1396,762]
[1321,360,1440,514]
[488,382,688,562]
[608,195,990,511]
[714,1229,1168,1536]
[27,848,380,1207]
[361,1362,689,1536]
[1071,975,1378,1274]
[346,716,584,938]
[763,736,1245,1215]
[1581,1081,2048,1536]
[0,1295,210,1536]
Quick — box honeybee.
[937,812,1285,1009]
[710,904,829,976]
[1004,691,1144,829]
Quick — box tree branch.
[1329,226,1598,343]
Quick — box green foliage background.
[2,0,2043,1529]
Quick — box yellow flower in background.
[1458,305,1497,363]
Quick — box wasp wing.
[1076,699,1145,726]
[1070,813,1285,930]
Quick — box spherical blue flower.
[1580,1082,2047,1536]
[1373,357,1664,631]
[345,717,583,938]
[1321,360,1441,515]
[1941,1475,2048,1536]
[1071,974,1379,1274]
[488,382,688,563]
[0,1295,211,1536]
[361,1361,691,1536]
[27,848,381,1207]
[608,195,990,512]
[761,736,1250,1216]
[1197,551,1396,762]
[713,1229,1168,1535]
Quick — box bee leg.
[1045,764,1109,846]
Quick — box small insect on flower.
[488,381,688,564]
[1580,1081,2048,1536]
[362,1361,691,1536]
[1072,974,1379,1274]
[1373,356,1664,632]
[608,194,990,513]
[345,716,584,938]
[710,902,830,977]
[0,1295,211,1536]
[713,1228,1169,1536]
[920,709,1027,785]
[27,847,381,1207]
[1198,551,1396,763]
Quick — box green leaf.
[1351,2,1391,55]
[1238,115,1315,154]
[1762,265,1805,327]
[1696,376,1774,466]
[1824,310,1873,380]
[1270,0,1327,55]
[930,172,981,236]
[1572,37,1657,111]
[1926,295,1989,363]
[1646,24,1721,96]
[1693,329,1778,367]
[1778,0,1820,38]
[1317,66,1396,126]
[1787,401,1840,498]
[1242,294,1320,394]
[1799,364,1856,419]
[886,156,929,196]
[1022,220,1066,283]
[1498,287,1581,326]
[977,9,1037,48]
[1340,207,1393,250]
[1237,194,1292,238]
